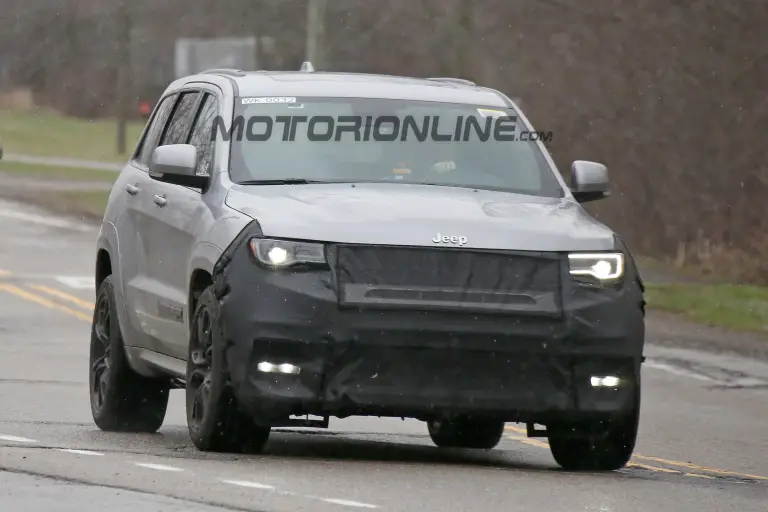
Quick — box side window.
[159,91,200,146]
[187,94,219,177]
[135,95,176,166]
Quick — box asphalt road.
[0,197,767,512]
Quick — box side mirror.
[0,142,4,160]
[570,160,609,203]
[149,144,208,188]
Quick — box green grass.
[0,108,144,162]
[645,283,768,336]
[0,161,118,182]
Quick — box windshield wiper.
[236,178,324,185]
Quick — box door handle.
[125,183,139,195]
[153,194,167,207]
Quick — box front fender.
[97,221,135,355]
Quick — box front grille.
[334,245,562,314]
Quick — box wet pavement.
[0,197,766,511]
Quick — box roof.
[193,70,511,107]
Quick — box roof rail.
[426,77,476,86]
[300,61,315,72]
[200,68,246,77]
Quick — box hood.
[224,183,616,252]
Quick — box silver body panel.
[225,183,615,251]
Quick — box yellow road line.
[27,284,94,310]
[684,473,716,479]
[514,437,550,449]
[632,454,768,481]
[505,434,550,447]
[628,462,679,473]
[0,283,92,322]
[505,425,768,481]
[507,434,677,474]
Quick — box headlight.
[568,252,624,281]
[248,238,327,268]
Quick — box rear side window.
[159,91,200,146]
[135,95,175,166]
[187,93,219,176]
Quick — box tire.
[427,417,505,449]
[89,275,170,432]
[547,384,641,471]
[186,286,270,453]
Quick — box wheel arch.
[95,223,119,289]
[95,227,128,338]
[188,268,213,327]
[95,249,112,291]
[187,242,223,330]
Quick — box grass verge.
[635,255,715,282]
[645,283,768,336]
[32,190,111,220]
[0,108,143,162]
[0,161,118,182]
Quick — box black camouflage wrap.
[212,221,644,424]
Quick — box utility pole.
[115,0,132,155]
[305,0,327,68]
[454,0,473,79]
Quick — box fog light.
[591,376,621,387]
[278,363,300,375]
[257,361,301,375]
[257,362,276,373]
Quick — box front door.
[143,87,221,360]
[115,93,176,351]
[151,89,221,359]
[135,90,201,356]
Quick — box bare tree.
[2,0,767,281]
[305,0,328,68]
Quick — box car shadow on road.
[253,431,762,488]
[256,428,653,481]
[89,426,556,474]
[83,427,758,487]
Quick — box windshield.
[226,97,564,197]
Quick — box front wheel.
[547,387,641,471]
[186,286,270,453]
[427,417,505,449]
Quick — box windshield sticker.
[241,97,297,104]
[476,108,507,118]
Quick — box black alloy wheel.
[185,286,270,453]
[547,377,641,471]
[89,275,169,432]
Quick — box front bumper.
[212,228,645,424]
